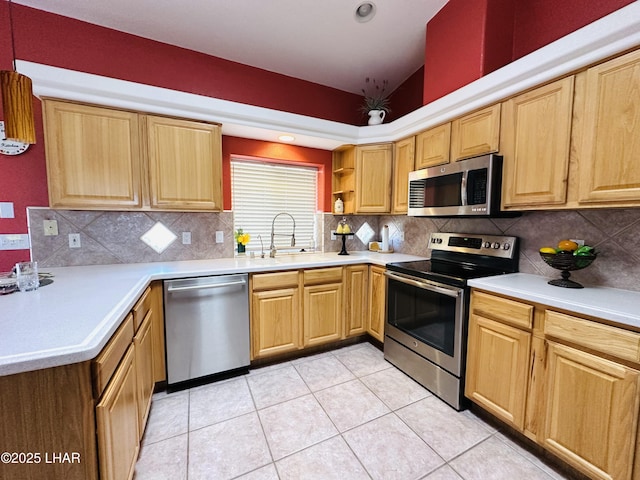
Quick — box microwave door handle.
[460,170,468,206]
[384,271,461,298]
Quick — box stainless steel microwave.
[408,153,504,217]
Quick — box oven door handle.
[384,271,462,298]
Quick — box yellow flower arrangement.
[234,229,251,246]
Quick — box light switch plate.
[0,233,30,250]
[69,233,81,248]
[215,231,224,243]
[0,202,14,219]
[182,232,192,245]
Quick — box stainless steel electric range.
[384,232,519,410]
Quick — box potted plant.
[234,228,250,254]
[360,77,390,125]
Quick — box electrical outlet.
[331,230,337,241]
[69,233,81,248]
[182,232,192,245]
[43,219,59,236]
[215,231,224,243]
[399,231,405,241]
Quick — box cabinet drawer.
[544,310,640,363]
[252,271,299,291]
[304,267,343,285]
[132,287,152,331]
[93,313,135,397]
[471,291,533,329]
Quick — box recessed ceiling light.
[355,2,376,23]
[278,134,295,142]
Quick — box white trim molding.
[18,1,640,150]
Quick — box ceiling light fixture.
[0,0,36,144]
[355,2,376,23]
[278,134,295,142]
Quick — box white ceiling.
[14,0,448,95]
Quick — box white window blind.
[231,159,318,252]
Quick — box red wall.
[386,67,425,121]
[424,0,516,104]
[512,0,635,59]
[423,0,631,105]
[222,137,332,213]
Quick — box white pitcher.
[367,109,386,125]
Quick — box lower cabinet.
[96,345,139,480]
[303,268,343,347]
[466,289,640,480]
[134,310,154,435]
[367,265,386,342]
[344,265,368,337]
[251,271,301,359]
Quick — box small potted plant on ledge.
[361,77,391,125]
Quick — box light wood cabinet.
[96,345,139,480]
[332,143,393,214]
[43,100,223,211]
[150,282,166,383]
[367,265,386,342]
[501,77,575,208]
[392,136,415,214]
[43,100,143,209]
[355,144,393,213]
[344,265,368,337]
[134,310,154,437]
[146,115,223,210]
[543,341,640,480]
[415,122,451,169]
[465,293,532,430]
[303,267,343,347]
[467,289,640,480]
[577,48,640,206]
[450,104,501,161]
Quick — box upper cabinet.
[577,48,640,205]
[146,115,222,211]
[415,123,451,169]
[332,143,393,214]
[392,136,415,214]
[43,100,223,211]
[450,104,501,161]
[43,101,143,209]
[501,77,575,208]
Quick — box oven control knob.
[492,242,500,249]
[503,243,511,250]
[484,242,491,248]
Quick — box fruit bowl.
[540,251,597,288]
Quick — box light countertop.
[469,273,640,330]
[0,252,422,376]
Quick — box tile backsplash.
[29,207,640,291]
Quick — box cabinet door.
[415,123,451,169]
[355,144,393,213]
[501,77,574,208]
[304,283,343,347]
[367,265,386,342]
[465,314,531,430]
[450,104,501,161]
[134,310,154,438]
[150,282,166,383]
[578,49,640,205]
[43,100,143,209]
[344,265,368,337]
[96,345,139,480]
[251,288,301,358]
[392,136,415,214]
[146,116,223,211]
[543,341,640,480]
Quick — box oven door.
[384,271,466,376]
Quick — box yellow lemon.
[539,247,557,254]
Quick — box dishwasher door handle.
[167,279,246,293]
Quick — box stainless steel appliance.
[384,232,519,410]
[408,153,505,217]
[164,274,250,387]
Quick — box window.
[231,159,318,252]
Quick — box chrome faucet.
[257,234,265,258]
[269,212,296,258]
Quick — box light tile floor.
[134,342,574,480]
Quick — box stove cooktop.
[386,259,514,287]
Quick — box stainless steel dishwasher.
[164,274,250,387]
